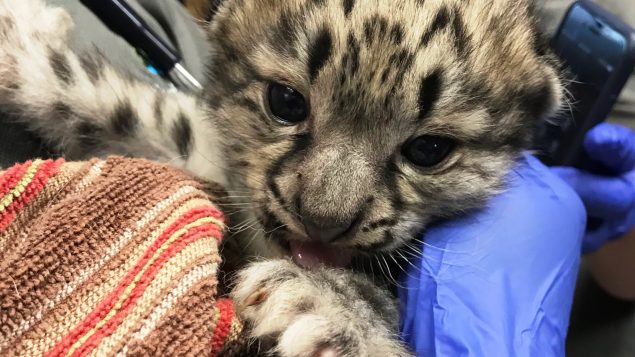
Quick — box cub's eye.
[402,135,455,168]
[267,83,308,125]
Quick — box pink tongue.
[290,241,353,269]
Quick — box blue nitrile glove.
[552,123,635,253]
[399,154,586,357]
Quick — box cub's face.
[206,0,563,263]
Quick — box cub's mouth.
[263,214,357,269]
[259,194,382,269]
[288,239,354,269]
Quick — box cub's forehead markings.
[309,0,327,7]
[343,0,355,17]
[272,11,299,58]
[308,26,334,83]
[363,14,390,47]
[418,70,443,121]
[418,5,471,55]
[390,23,405,45]
[450,9,471,55]
[420,5,451,48]
[343,32,361,76]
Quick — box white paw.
[231,260,411,357]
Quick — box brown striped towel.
[0,157,249,356]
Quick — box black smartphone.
[536,0,635,170]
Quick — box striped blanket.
[0,157,248,356]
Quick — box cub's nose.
[302,219,352,244]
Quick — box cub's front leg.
[231,260,412,357]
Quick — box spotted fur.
[0,0,564,355]
[209,0,564,254]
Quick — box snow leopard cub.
[0,0,563,355]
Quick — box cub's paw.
[231,260,411,357]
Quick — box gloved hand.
[552,123,635,253]
[399,154,586,357]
